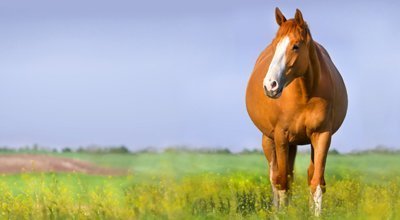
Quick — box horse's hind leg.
[308,145,315,186]
[308,144,316,212]
[287,144,297,200]
[261,135,279,208]
[288,144,297,185]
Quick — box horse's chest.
[278,99,331,144]
[280,111,309,144]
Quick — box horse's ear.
[294,9,305,26]
[275,7,286,26]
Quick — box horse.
[245,8,348,216]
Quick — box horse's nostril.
[271,81,278,89]
[264,85,268,91]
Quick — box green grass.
[55,152,400,184]
[0,152,399,219]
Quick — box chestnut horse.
[246,8,347,216]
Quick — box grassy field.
[0,151,399,219]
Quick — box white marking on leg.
[271,184,279,208]
[313,185,323,216]
[263,36,290,90]
[269,161,288,209]
[269,162,279,208]
[278,190,288,208]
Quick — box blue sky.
[0,1,399,152]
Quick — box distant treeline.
[0,144,399,155]
[347,145,400,155]
[0,144,130,154]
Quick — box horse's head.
[264,8,312,99]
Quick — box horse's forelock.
[273,20,311,44]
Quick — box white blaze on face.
[263,36,290,92]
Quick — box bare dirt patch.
[0,154,127,175]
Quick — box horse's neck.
[304,40,321,97]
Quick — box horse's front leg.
[261,135,280,208]
[309,131,331,217]
[274,130,290,208]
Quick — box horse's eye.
[292,44,299,51]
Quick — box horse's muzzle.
[264,85,283,99]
